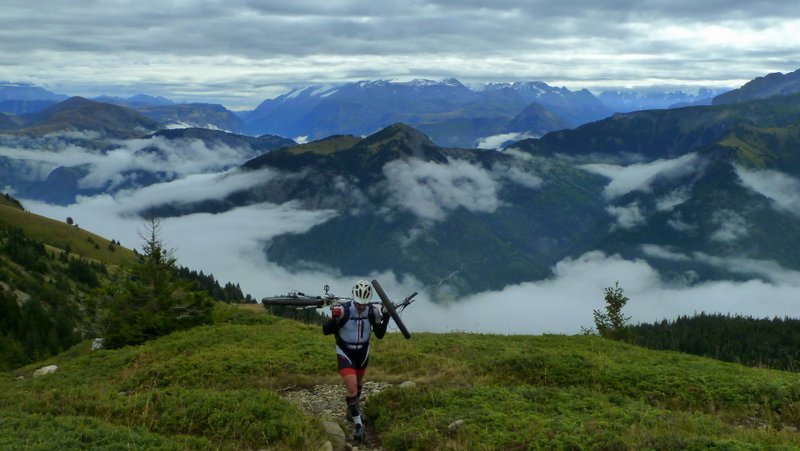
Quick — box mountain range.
[1,78,730,148]
[2,68,800,297]
[171,89,800,296]
[241,79,611,146]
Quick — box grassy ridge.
[370,334,800,449]
[0,203,136,267]
[3,304,800,449]
[0,305,328,450]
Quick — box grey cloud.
[581,153,700,200]
[381,156,543,223]
[667,216,698,233]
[405,251,800,334]
[0,134,259,191]
[476,132,537,150]
[656,187,691,211]
[382,158,502,222]
[607,202,646,229]
[1,0,798,107]
[736,166,800,217]
[709,209,749,242]
[640,244,692,262]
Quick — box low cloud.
[607,202,646,229]
[641,244,692,262]
[401,251,800,334]
[22,191,800,336]
[382,158,502,222]
[656,186,691,211]
[381,156,543,223]
[0,134,259,191]
[476,132,536,150]
[710,209,749,242]
[111,167,286,214]
[11,137,800,336]
[491,161,543,190]
[667,213,698,233]
[736,166,800,216]
[581,153,700,200]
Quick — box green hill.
[3,304,800,449]
[0,194,245,371]
[0,200,137,268]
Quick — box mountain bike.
[261,279,415,339]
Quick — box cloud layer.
[1,0,798,107]
[6,135,800,335]
[0,134,261,193]
[24,189,800,336]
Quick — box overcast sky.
[1,0,798,109]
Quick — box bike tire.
[260,296,322,307]
[371,279,411,339]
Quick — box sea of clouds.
[4,135,800,335]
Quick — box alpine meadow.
[3,1,800,448]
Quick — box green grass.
[367,333,800,449]
[0,204,136,267]
[4,304,800,449]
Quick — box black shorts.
[336,342,370,376]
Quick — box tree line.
[632,313,800,372]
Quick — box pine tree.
[593,281,633,342]
[100,218,213,348]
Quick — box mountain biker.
[322,280,390,441]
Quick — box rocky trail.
[280,381,393,451]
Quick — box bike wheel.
[260,296,321,307]
[371,279,411,339]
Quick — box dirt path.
[281,381,392,450]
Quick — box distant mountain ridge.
[599,88,723,112]
[0,82,67,102]
[0,82,68,115]
[243,78,610,147]
[0,78,738,144]
[136,103,248,134]
[713,68,800,105]
[94,93,175,107]
[10,96,161,138]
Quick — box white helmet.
[352,280,372,305]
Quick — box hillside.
[0,203,134,370]
[0,195,251,370]
[0,200,136,267]
[3,304,800,449]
